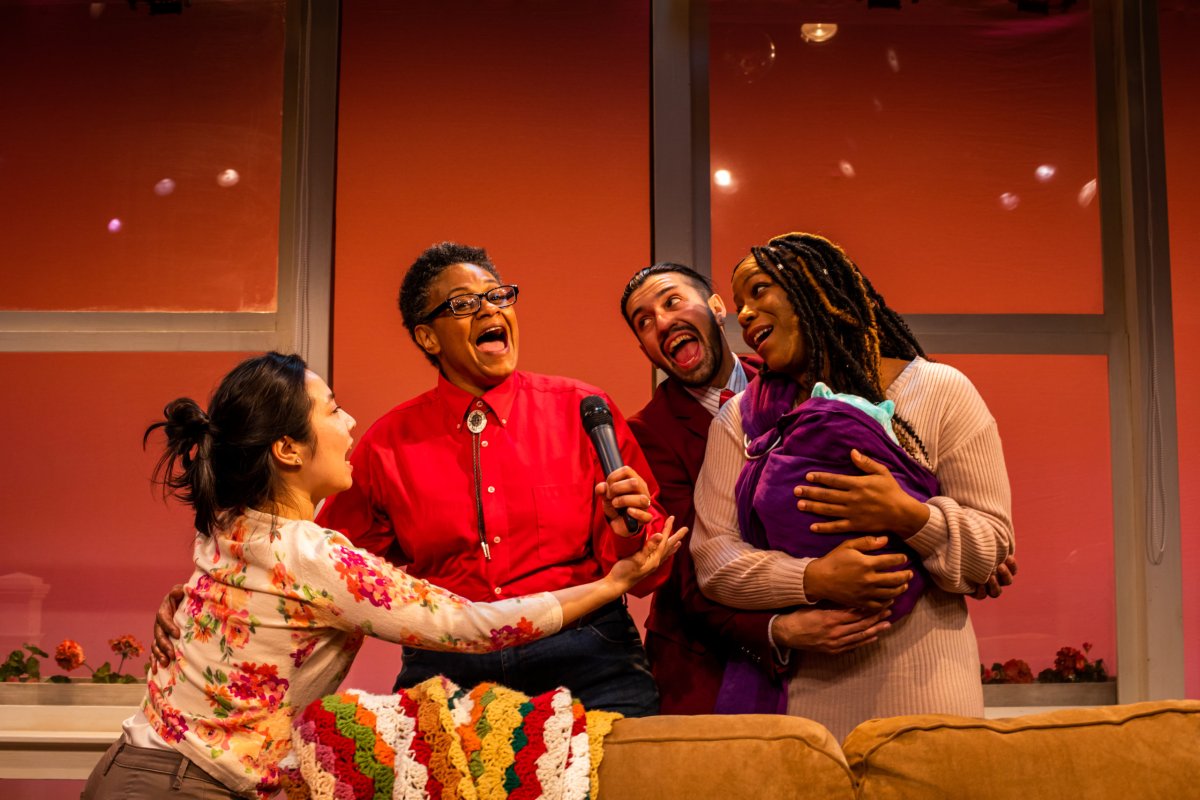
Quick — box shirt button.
[487,486,495,493]
[501,419,507,424]
[493,536,501,544]
[475,401,484,408]
[481,440,488,447]
[493,587,502,595]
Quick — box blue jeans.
[395,602,660,717]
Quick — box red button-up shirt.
[316,371,671,602]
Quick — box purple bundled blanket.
[715,374,938,714]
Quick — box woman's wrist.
[897,496,931,538]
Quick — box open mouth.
[663,328,702,369]
[475,325,509,355]
[747,325,773,352]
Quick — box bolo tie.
[465,407,492,561]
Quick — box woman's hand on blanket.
[804,536,913,610]
[795,449,931,538]
[772,607,892,655]
[608,515,685,592]
[150,584,185,667]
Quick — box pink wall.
[1160,1,1200,697]
[943,355,1117,673]
[0,353,251,667]
[331,1,653,691]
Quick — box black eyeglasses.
[422,284,520,323]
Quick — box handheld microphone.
[580,395,641,535]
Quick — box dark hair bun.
[160,398,212,455]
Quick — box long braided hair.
[746,232,930,464]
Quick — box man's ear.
[271,436,304,468]
[413,324,441,359]
[708,293,728,325]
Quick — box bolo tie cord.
[466,409,492,561]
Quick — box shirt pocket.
[533,483,594,564]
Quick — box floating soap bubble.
[154,178,176,196]
[838,160,856,178]
[886,48,900,73]
[1078,179,1097,208]
[998,192,1020,211]
[217,169,240,188]
[107,218,122,233]
[723,30,777,83]
[1035,164,1057,183]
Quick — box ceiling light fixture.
[800,23,838,44]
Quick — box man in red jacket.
[621,263,893,714]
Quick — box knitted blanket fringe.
[281,677,621,800]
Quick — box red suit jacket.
[628,356,783,714]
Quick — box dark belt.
[562,599,625,630]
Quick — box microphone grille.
[579,395,613,433]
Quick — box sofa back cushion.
[598,713,854,799]
[843,700,1200,800]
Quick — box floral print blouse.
[141,509,561,798]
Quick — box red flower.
[109,634,144,660]
[54,640,85,671]
[1002,658,1034,684]
[1055,646,1085,679]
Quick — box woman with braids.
[691,232,1014,738]
[82,352,681,800]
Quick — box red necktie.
[718,389,735,408]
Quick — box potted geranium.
[982,642,1117,707]
[0,635,148,706]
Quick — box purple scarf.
[715,372,939,715]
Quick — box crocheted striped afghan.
[283,677,622,800]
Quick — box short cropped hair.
[620,262,713,328]
[398,242,500,366]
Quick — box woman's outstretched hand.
[795,449,931,537]
[804,536,912,610]
[609,515,685,592]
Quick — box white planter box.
[0,681,144,778]
[0,680,144,706]
[983,680,1118,709]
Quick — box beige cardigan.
[691,358,1014,738]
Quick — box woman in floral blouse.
[81,352,680,800]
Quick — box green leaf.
[47,675,71,684]
[24,658,40,680]
[25,644,49,658]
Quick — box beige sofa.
[596,700,1200,799]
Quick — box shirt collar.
[684,357,748,417]
[435,370,520,429]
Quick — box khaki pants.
[81,739,241,800]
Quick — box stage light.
[800,23,838,44]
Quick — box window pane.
[1160,0,1200,697]
[941,354,1117,680]
[709,0,1102,314]
[0,1,285,312]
